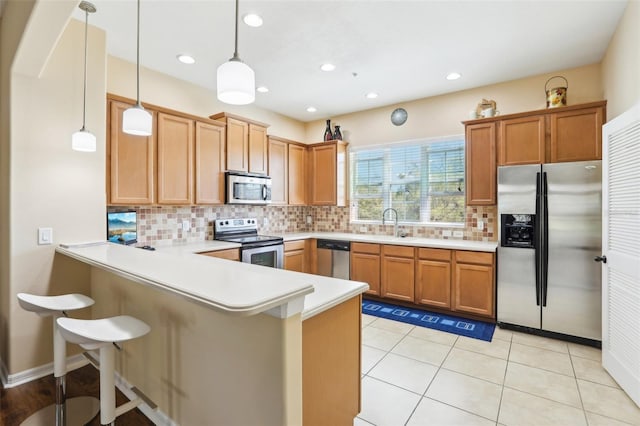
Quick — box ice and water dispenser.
[501,214,535,249]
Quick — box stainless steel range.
[213,218,284,268]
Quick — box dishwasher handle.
[316,239,351,251]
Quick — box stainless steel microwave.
[226,172,272,205]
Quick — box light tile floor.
[356,315,640,426]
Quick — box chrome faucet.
[382,208,399,237]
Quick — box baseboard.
[1,354,90,388]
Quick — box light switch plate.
[442,230,452,237]
[306,215,313,225]
[38,227,53,245]
[182,220,190,231]
[477,220,484,231]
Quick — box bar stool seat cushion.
[17,293,94,316]
[57,315,151,350]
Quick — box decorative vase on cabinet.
[323,119,333,141]
[333,125,343,140]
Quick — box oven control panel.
[214,218,258,233]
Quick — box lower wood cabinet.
[350,243,381,296]
[452,251,495,317]
[284,240,306,273]
[200,249,240,261]
[381,245,415,302]
[415,248,452,309]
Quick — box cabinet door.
[288,144,307,205]
[108,100,155,205]
[351,252,381,296]
[201,249,240,261]
[415,248,451,309]
[453,262,495,317]
[310,144,337,205]
[195,121,226,204]
[465,123,496,205]
[268,138,288,205]
[226,117,249,172]
[381,254,415,302]
[249,124,268,174]
[157,113,194,205]
[549,106,604,163]
[498,115,545,166]
[284,250,305,272]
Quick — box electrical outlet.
[182,220,190,231]
[263,217,269,226]
[477,220,484,231]
[306,215,313,225]
[442,230,452,237]
[453,230,464,238]
[38,227,53,245]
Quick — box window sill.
[350,220,465,228]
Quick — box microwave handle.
[262,185,267,200]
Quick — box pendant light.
[122,0,152,136]
[216,0,255,105]
[72,1,97,152]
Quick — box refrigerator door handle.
[534,172,541,306]
[542,171,549,307]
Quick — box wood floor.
[1,364,155,425]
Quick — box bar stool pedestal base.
[20,396,100,426]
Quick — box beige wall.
[3,10,107,375]
[602,0,640,120]
[107,56,307,142]
[304,63,603,147]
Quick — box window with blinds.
[350,138,465,224]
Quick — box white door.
[602,101,640,407]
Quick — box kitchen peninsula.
[56,242,368,426]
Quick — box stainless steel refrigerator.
[497,161,602,343]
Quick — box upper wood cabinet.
[381,245,415,302]
[308,140,348,206]
[351,243,381,296]
[549,105,604,163]
[157,113,194,205]
[210,113,269,175]
[268,136,288,205]
[498,115,545,166]
[108,100,156,205]
[195,121,226,204]
[465,123,496,205]
[288,143,307,206]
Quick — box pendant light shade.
[217,0,255,105]
[217,59,255,105]
[72,1,97,152]
[122,0,152,136]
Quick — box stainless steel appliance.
[317,239,350,279]
[214,218,283,268]
[497,161,602,344]
[226,172,272,205]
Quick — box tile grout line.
[568,348,591,425]
[495,333,513,426]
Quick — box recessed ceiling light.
[446,72,461,80]
[320,63,336,72]
[306,106,317,113]
[176,54,195,64]
[366,92,379,99]
[243,13,263,27]
[257,86,269,93]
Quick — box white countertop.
[282,232,498,252]
[56,242,368,320]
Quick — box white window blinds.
[350,138,465,224]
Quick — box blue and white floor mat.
[362,300,495,342]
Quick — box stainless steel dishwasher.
[317,239,350,279]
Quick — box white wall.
[602,0,640,120]
[4,11,107,375]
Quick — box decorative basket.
[545,76,568,108]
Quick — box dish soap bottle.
[323,119,333,141]
[333,125,343,140]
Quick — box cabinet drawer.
[455,250,493,265]
[417,248,451,262]
[352,242,380,255]
[383,245,414,258]
[201,248,240,261]
[285,240,306,251]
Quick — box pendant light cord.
[233,0,239,60]
[136,0,141,106]
[81,7,89,130]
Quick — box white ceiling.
[73,0,627,122]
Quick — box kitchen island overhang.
[55,242,368,425]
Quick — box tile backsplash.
[109,205,496,246]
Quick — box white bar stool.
[56,315,151,426]
[16,293,100,426]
